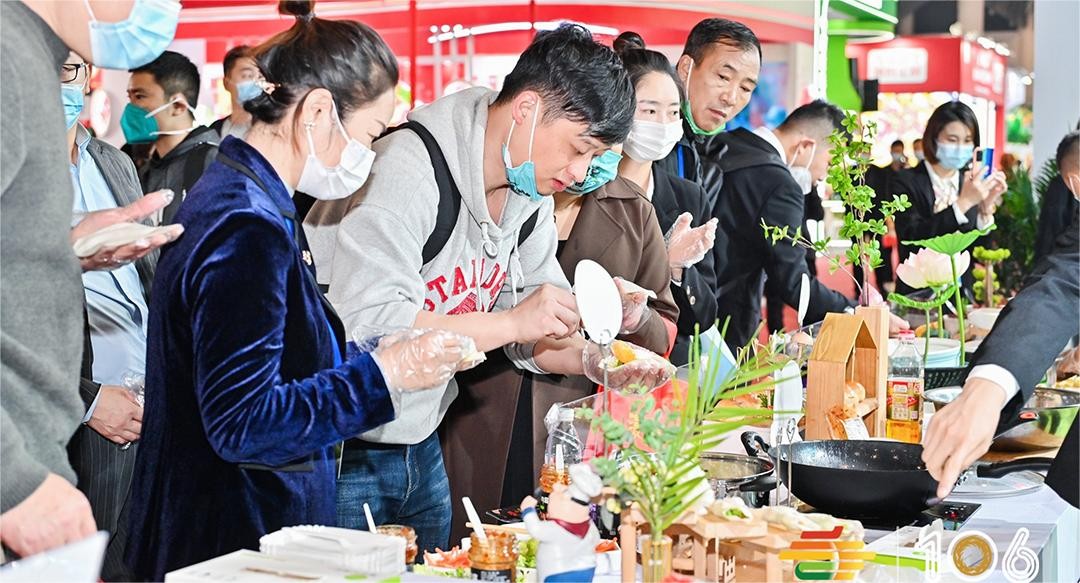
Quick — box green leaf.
[904,225,996,255]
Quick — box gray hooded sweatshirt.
[305,87,569,445]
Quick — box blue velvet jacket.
[125,137,395,580]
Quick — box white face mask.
[788,142,816,196]
[623,119,684,162]
[296,100,376,201]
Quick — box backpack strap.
[379,121,461,267]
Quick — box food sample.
[376,524,418,565]
[611,340,637,365]
[709,497,753,522]
[1055,375,1080,390]
[755,506,865,542]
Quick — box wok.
[741,433,1053,520]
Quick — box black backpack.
[382,120,540,267]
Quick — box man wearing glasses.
[62,53,154,580]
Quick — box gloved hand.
[581,340,676,393]
[366,329,485,391]
[614,277,655,335]
[666,213,717,270]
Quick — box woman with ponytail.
[124,2,477,577]
[613,31,719,364]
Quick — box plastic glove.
[665,213,717,269]
[581,340,676,393]
[365,328,485,391]
[613,277,655,335]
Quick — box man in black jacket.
[124,50,219,224]
[711,100,857,348]
[923,132,1080,508]
[657,18,761,210]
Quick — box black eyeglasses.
[61,63,88,83]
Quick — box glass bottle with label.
[886,330,924,443]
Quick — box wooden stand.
[855,305,890,436]
[618,508,798,582]
[805,313,884,440]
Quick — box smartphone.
[976,147,994,178]
[485,506,523,524]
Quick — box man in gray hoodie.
[305,25,657,551]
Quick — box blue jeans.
[336,432,451,554]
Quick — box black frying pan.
[740,432,1053,520]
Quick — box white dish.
[72,222,175,258]
[967,307,1002,331]
[573,260,622,345]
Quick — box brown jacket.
[558,175,679,353]
[440,177,680,545]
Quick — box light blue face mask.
[235,80,263,103]
[61,85,85,130]
[83,0,181,70]
[565,149,623,195]
[503,101,542,201]
[936,142,975,170]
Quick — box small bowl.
[924,386,963,409]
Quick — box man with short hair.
[125,50,219,223]
[658,18,762,206]
[306,25,658,552]
[62,51,152,580]
[209,45,257,140]
[711,100,859,347]
[923,131,1079,509]
[912,137,924,164]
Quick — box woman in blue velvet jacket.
[124,2,475,578]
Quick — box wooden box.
[805,312,884,440]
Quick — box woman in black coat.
[892,101,1006,295]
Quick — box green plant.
[990,163,1043,292]
[973,246,1010,306]
[582,325,788,537]
[761,113,911,303]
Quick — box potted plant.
[761,113,911,305]
[579,327,787,582]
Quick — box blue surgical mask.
[935,142,975,170]
[565,150,623,195]
[83,0,181,70]
[235,80,263,103]
[61,85,85,130]
[503,101,542,201]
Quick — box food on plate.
[595,539,619,553]
[709,497,753,522]
[1055,375,1080,390]
[582,340,676,392]
[424,546,470,570]
[611,340,638,365]
[755,506,864,541]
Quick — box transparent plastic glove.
[363,328,486,391]
[613,277,655,335]
[665,213,717,269]
[582,340,676,393]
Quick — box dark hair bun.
[613,31,646,55]
[279,0,314,19]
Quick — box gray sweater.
[305,88,569,444]
[0,2,86,511]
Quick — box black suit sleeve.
[1034,176,1078,264]
[760,173,854,322]
[977,222,1080,405]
